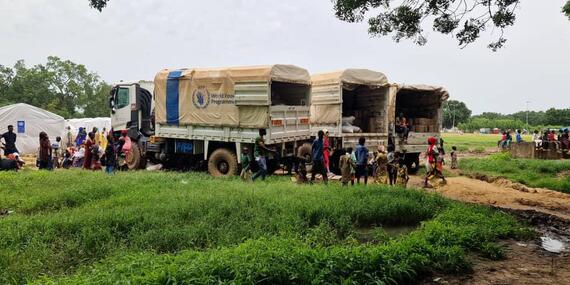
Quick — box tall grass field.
[0,171,531,284]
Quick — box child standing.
[339,148,356,186]
[52,136,62,169]
[240,147,253,181]
[396,152,409,187]
[450,146,458,169]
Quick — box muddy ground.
[414,149,570,284]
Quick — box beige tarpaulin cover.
[154,65,310,127]
[398,84,450,102]
[311,69,389,87]
[310,69,389,124]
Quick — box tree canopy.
[443,100,471,128]
[332,0,569,50]
[0,57,111,119]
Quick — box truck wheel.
[126,144,142,170]
[208,148,238,177]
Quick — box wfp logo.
[192,88,210,109]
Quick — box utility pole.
[526,101,530,132]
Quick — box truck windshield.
[116,88,129,109]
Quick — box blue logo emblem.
[192,88,209,109]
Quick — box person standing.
[1,125,19,156]
[66,126,73,147]
[52,136,62,169]
[310,130,328,184]
[83,132,95,170]
[323,130,331,174]
[240,146,253,182]
[355,137,369,185]
[424,137,445,188]
[450,146,458,169]
[339,147,356,186]
[104,134,116,174]
[75,127,87,147]
[386,145,397,186]
[98,127,108,151]
[38,132,53,170]
[396,153,409,187]
[374,145,388,185]
[252,129,275,181]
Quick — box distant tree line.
[443,100,570,132]
[0,57,111,119]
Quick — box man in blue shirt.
[515,129,523,143]
[355,137,369,185]
[310,130,328,184]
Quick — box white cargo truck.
[310,69,448,173]
[310,69,394,172]
[109,65,313,176]
[392,84,449,171]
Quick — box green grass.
[0,170,531,284]
[460,152,570,193]
[442,133,532,152]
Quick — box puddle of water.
[356,224,419,243]
[541,236,566,253]
[383,225,418,237]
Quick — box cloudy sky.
[1,0,568,114]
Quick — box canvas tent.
[0,103,65,155]
[66,117,111,135]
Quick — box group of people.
[240,128,457,188]
[532,129,570,151]
[0,124,133,174]
[498,129,570,151]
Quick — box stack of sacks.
[341,116,362,133]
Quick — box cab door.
[111,85,137,131]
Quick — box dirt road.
[408,173,570,221]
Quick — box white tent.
[64,117,111,147]
[0,103,66,155]
[66,117,111,134]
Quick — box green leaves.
[443,100,472,129]
[333,0,533,50]
[0,57,111,118]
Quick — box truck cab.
[109,80,154,134]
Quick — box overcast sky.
[1,0,568,114]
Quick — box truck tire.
[126,144,142,170]
[208,148,238,177]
